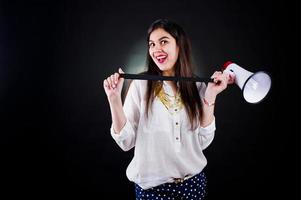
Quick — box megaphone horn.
[222,61,272,104]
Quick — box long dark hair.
[145,19,203,130]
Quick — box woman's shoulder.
[130,79,148,88]
[195,81,207,97]
[127,79,148,96]
[129,71,149,89]
[196,81,207,90]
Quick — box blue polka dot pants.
[135,171,207,200]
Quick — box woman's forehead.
[149,28,173,41]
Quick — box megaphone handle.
[223,69,236,84]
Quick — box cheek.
[175,51,179,60]
[176,46,179,58]
[170,49,179,61]
[168,45,179,59]
[149,50,154,59]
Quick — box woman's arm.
[200,71,230,127]
[103,68,126,134]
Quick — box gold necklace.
[154,83,184,114]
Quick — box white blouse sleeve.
[110,80,141,151]
[196,82,216,150]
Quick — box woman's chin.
[157,66,168,72]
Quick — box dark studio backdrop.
[1,0,296,199]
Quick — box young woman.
[103,19,229,200]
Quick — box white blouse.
[110,80,216,190]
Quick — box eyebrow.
[149,36,170,43]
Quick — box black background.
[1,0,296,199]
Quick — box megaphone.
[223,61,272,104]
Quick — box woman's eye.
[149,43,155,48]
[161,40,167,45]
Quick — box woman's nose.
[154,45,163,52]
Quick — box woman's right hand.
[103,68,125,101]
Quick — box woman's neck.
[162,69,175,77]
[162,70,177,95]
[164,81,178,96]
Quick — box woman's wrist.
[202,95,216,106]
[108,95,122,105]
[202,97,215,106]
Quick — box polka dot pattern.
[135,171,207,200]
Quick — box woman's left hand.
[204,71,231,102]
